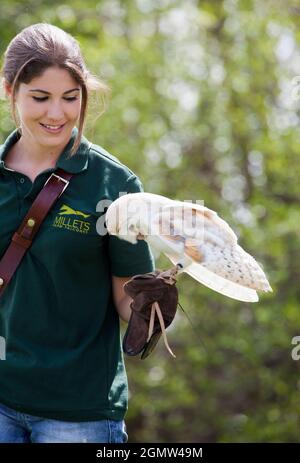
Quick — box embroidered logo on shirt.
[52,204,91,234]
[58,204,91,219]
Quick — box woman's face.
[5,66,82,152]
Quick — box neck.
[14,135,64,168]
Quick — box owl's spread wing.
[163,201,238,245]
[148,202,271,302]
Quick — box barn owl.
[105,192,272,303]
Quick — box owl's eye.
[129,224,136,232]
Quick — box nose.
[46,102,65,121]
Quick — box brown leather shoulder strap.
[0,168,73,297]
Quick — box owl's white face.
[105,195,147,244]
[118,215,145,244]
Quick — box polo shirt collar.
[0,127,90,174]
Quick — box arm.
[112,275,133,323]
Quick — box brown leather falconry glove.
[122,268,179,359]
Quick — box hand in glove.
[122,268,179,359]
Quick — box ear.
[2,78,13,98]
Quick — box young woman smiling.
[0,23,154,443]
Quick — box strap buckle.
[44,173,69,197]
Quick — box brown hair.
[1,23,110,156]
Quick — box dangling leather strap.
[0,168,73,298]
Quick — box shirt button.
[20,177,25,183]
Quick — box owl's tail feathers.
[166,254,259,302]
[185,262,259,302]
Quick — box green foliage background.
[1,0,299,443]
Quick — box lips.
[39,123,66,133]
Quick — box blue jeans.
[0,402,128,443]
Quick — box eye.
[32,96,78,102]
[129,224,135,232]
[32,96,48,102]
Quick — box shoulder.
[77,131,144,195]
[89,143,134,175]
[87,142,140,186]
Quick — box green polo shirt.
[0,128,155,422]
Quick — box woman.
[0,23,155,443]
